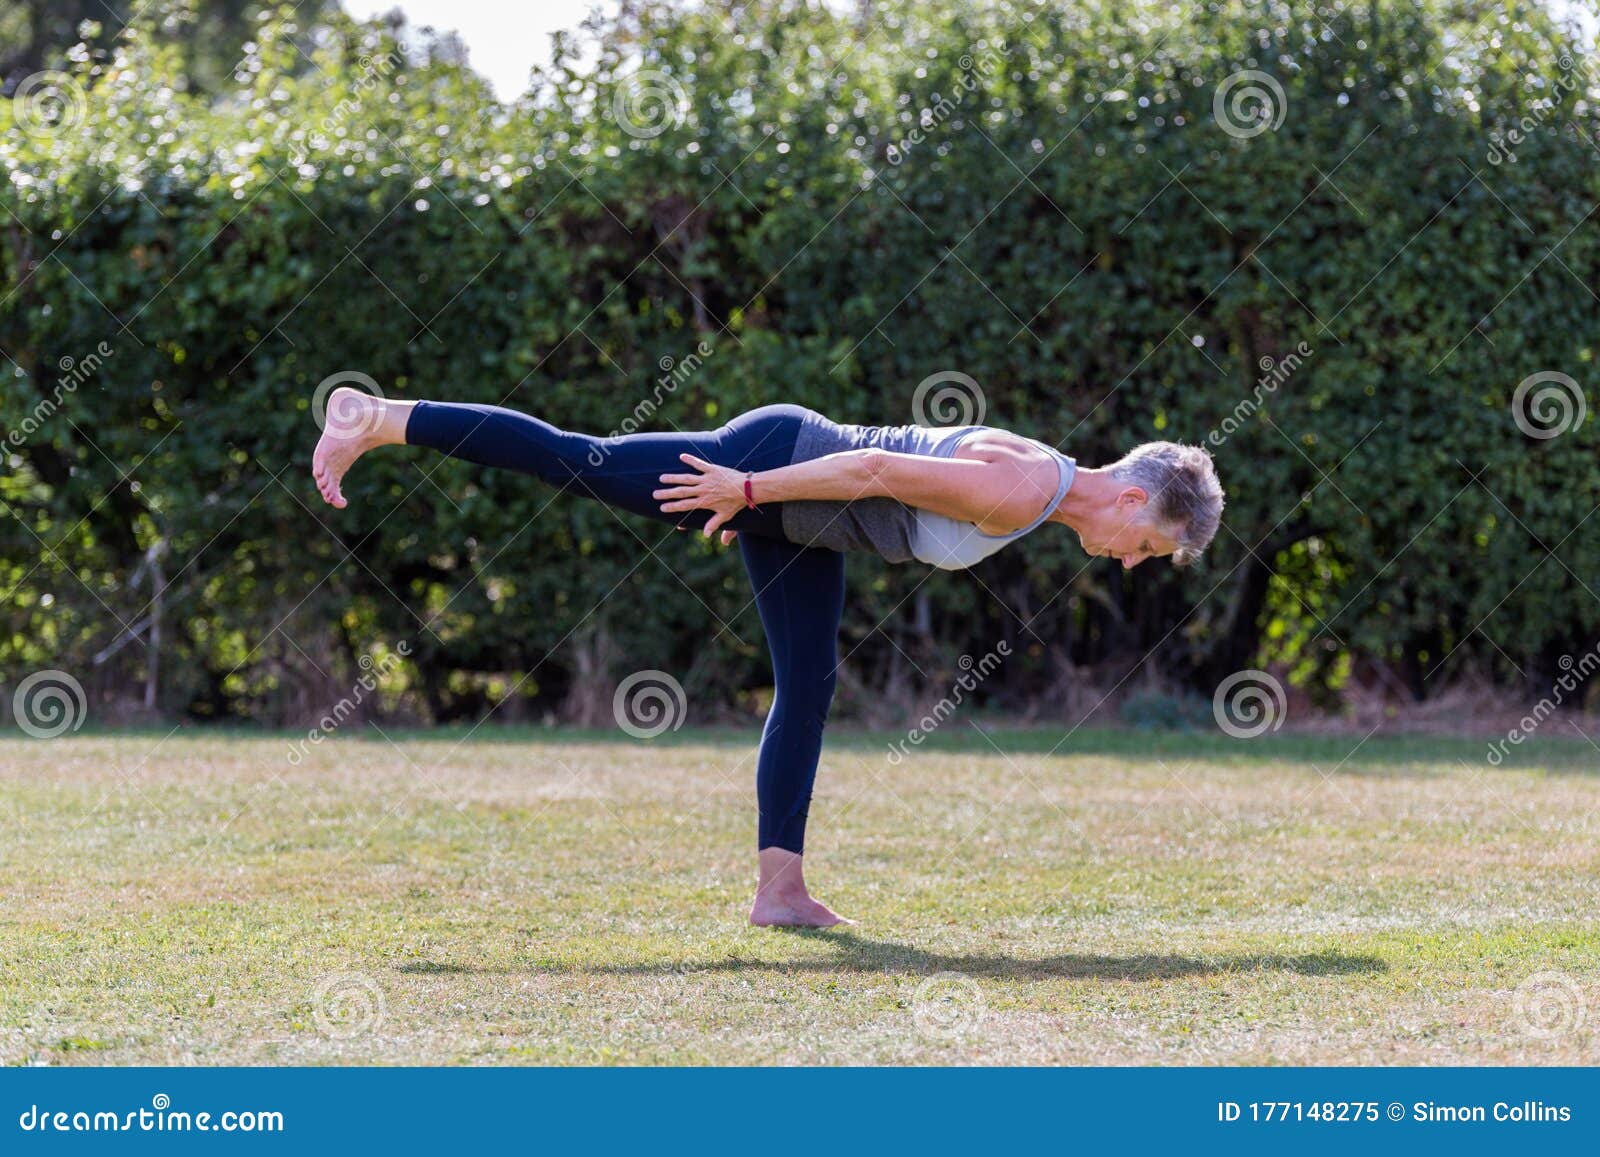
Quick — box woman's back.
[779,408,1073,569]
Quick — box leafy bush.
[1,1,1596,725]
[1118,687,1217,732]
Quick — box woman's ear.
[1116,485,1149,512]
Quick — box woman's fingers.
[657,454,738,527]
[719,530,738,546]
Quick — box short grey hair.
[1109,441,1225,567]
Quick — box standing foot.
[749,890,854,928]
[748,846,854,928]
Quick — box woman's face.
[1077,490,1178,569]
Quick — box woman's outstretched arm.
[654,440,1056,537]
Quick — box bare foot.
[312,387,389,509]
[749,846,854,928]
[749,889,855,928]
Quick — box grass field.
[2,725,1597,1066]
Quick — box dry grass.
[1,726,1597,1066]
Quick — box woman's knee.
[774,662,838,724]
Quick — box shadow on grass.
[491,933,1387,983]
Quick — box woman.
[312,390,1224,927]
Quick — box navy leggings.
[405,400,846,854]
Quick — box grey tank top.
[779,410,1076,569]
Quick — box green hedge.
[1,0,1597,725]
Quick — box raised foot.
[311,387,386,509]
[749,891,855,928]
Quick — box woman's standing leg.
[738,532,850,927]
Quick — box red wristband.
[743,473,758,510]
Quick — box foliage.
[1118,687,1216,731]
[1,1,1596,725]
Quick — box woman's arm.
[654,441,1054,537]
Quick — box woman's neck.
[1047,465,1115,531]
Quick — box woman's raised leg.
[313,387,805,538]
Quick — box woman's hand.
[655,454,748,539]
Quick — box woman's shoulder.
[954,426,1059,464]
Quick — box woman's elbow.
[857,448,892,495]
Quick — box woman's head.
[1076,441,1225,568]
